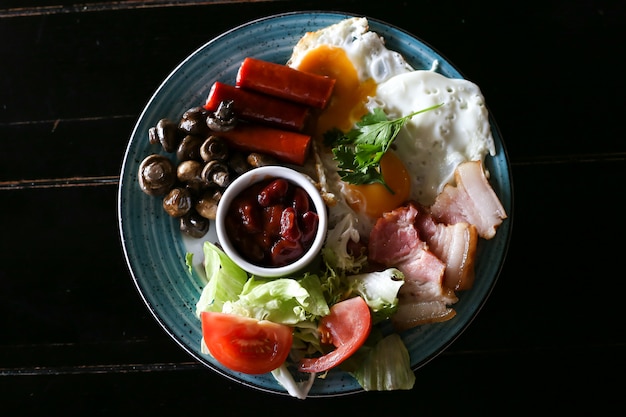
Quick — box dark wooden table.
[2,0,624,414]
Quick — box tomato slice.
[299,296,372,373]
[201,312,293,374]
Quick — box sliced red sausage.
[236,57,336,109]
[204,81,310,131]
[216,122,311,166]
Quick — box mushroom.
[195,189,223,220]
[227,151,251,176]
[138,154,176,196]
[176,134,204,162]
[176,160,203,183]
[152,118,181,153]
[148,126,159,145]
[206,100,237,131]
[162,187,192,218]
[177,159,206,195]
[201,160,232,188]
[179,106,210,137]
[247,152,278,168]
[180,209,210,238]
[200,136,229,162]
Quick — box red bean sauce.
[225,178,319,267]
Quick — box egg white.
[368,70,495,206]
[287,17,414,85]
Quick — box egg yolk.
[297,45,407,219]
[345,151,411,219]
[297,45,377,138]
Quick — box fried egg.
[288,17,413,138]
[369,70,495,206]
[288,17,416,221]
[288,17,494,225]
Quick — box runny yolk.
[297,45,377,138]
[345,151,411,219]
[298,45,408,219]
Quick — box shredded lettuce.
[346,268,404,323]
[353,333,416,391]
[222,275,330,325]
[194,241,248,317]
[322,213,367,273]
[271,363,316,400]
[185,252,194,274]
[291,322,323,357]
[298,274,330,317]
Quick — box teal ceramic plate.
[118,11,512,397]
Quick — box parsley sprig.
[323,104,443,193]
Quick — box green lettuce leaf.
[194,241,248,317]
[346,268,404,323]
[223,275,329,325]
[353,333,415,391]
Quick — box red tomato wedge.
[299,296,372,373]
[201,312,293,374]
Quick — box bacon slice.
[392,300,457,331]
[368,204,457,331]
[430,160,507,239]
[413,203,478,291]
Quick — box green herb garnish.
[323,104,443,193]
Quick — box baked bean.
[225,177,319,267]
[258,178,289,207]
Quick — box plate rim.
[117,10,513,397]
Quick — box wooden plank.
[0,0,285,17]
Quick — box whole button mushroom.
[180,210,210,238]
[201,160,232,188]
[153,118,181,153]
[247,152,277,168]
[227,152,251,176]
[176,159,204,183]
[177,135,204,162]
[195,189,223,220]
[200,136,229,162]
[138,154,176,196]
[179,107,210,137]
[162,187,192,218]
[206,100,237,131]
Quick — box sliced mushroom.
[138,154,176,196]
[201,160,232,188]
[200,136,229,162]
[195,189,223,220]
[180,209,210,238]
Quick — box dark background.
[1,0,624,415]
